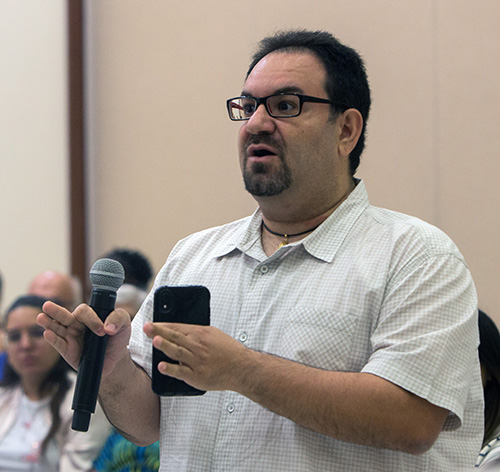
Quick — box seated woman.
[476,309,500,470]
[0,295,111,471]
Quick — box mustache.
[245,135,281,147]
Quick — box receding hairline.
[246,46,325,79]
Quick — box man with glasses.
[39,30,482,471]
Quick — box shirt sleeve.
[361,251,479,430]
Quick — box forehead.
[31,272,65,293]
[6,306,39,328]
[243,51,327,97]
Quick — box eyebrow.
[6,325,43,333]
[240,86,305,97]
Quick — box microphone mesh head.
[89,258,125,292]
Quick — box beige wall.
[0,0,69,311]
[84,0,500,322]
[2,1,498,323]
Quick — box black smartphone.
[152,285,210,396]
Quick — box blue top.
[93,429,160,472]
[0,352,7,381]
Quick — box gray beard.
[243,159,292,197]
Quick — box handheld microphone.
[71,258,125,432]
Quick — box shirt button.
[227,403,235,413]
[238,332,248,343]
[260,265,269,274]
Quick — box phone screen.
[152,285,210,396]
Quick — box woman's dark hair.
[478,309,500,445]
[1,294,71,455]
[247,29,371,176]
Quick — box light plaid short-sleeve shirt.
[130,180,483,471]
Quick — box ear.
[337,109,363,158]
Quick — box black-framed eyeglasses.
[226,93,349,121]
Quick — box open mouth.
[247,144,278,158]
[253,148,275,157]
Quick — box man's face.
[238,51,345,205]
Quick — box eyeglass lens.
[229,94,301,120]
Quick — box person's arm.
[232,349,447,454]
[38,302,160,446]
[145,321,448,455]
[98,351,159,445]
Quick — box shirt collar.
[211,179,370,263]
[301,179,370,262]
[210,210,263,259]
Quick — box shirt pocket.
[278,307,358,372]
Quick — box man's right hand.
[37,301,132,377]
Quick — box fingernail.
[106,323,117,333]
[95,328,105,336]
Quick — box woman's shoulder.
[0,383,21,403]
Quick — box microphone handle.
[71,289,116,432]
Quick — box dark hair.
[478,309,500,445]
[102,248,153,290]
[4,294,57,317]
[246,29,371,176]
[1,294,71,456]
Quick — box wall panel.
[84,0,499,322]
[0,0,69,310]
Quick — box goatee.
[243,157,292,197]
[242,137,292,197]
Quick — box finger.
[157,322,198,334]
[40,318,84,370]
[102,308,132,335]
[37,311,84,341]
[41,301,75,327]
[152,334,196,366]
[144,321,180,340]
[146,322,201,343]
[41,301,105,336]
[72,304,109,335]
[38,301,87,342]
[156,359,193,381]
[42,327,71,354]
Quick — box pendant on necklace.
[278,234,289,249]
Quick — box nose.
[244,103,276,135]
[18,331,34,349]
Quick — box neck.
[21,376,45,401]
[260,182,355,255]
[262,220,321,249]
[262,180,354,233]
